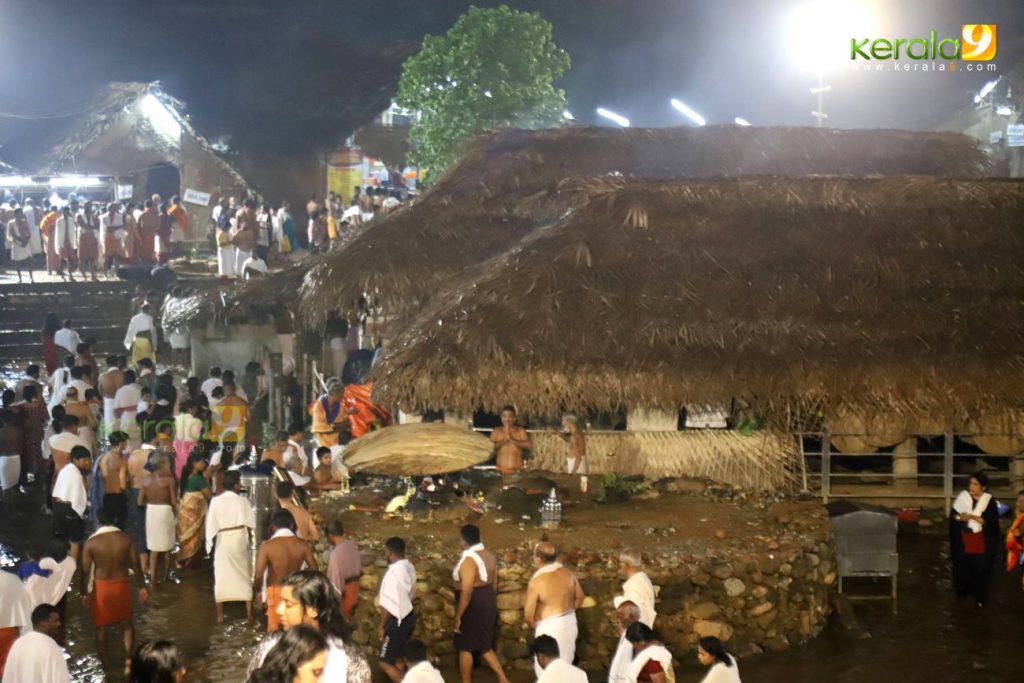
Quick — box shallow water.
[3,501,1023,682]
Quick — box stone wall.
[317,509,834,675]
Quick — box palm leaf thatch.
[369,176,1024,423]
[531,431,798,491]
[163,264,310,329]
[342,423,494,476]
[299,126,989,325]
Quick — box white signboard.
[1006,124,1024,148]
[116,184,134,200]
[989,130,1002,144]
[183,188,212,206]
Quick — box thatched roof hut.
[164,264,310,329]
[370,176,1024,422]
[299,126,990,324]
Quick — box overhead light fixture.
[734,117,752,126]
[596,107,630,127]
[50,175,105,188]
[978,79,999,99]
[0,175,34,188]
[562,109,575,121]
[670,98,706,126]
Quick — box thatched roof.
[164,264,310,329]
[370,176,1024,420]
[0,82,252,191]
[299,126,990,324]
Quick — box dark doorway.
[145,163,181,201]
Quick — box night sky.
[1,0,1022,158]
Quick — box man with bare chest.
[138,452,177,586]
[553,413,587,477]
[524,542,585,677]
[98,431,130,530]
[97,355,124,435]
[80,506,148,673]
[489,405,533,473]
[254,509,317,631]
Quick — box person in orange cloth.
[342,382,391,438]
[168,195,190,236]
[254,509,317,632]
[1006,491,1024,581]
[311,381,349,448]
[80,506,148,673]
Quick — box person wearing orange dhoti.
[39,207,59,274]
[311,382,348,448]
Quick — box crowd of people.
[0,304,748,683]
[1,193,191,283]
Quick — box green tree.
[396,5,570,181]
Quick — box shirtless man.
[552,413,587,477]
[489,405,532,473]
[97,431,130,530]
[97,355,124,435]
[138,452,178,586]
[312,447,338,491]
[253,509,318,631]
[262,431,289,468]
[126,435,154,575]
[274,480,319,541]
[524,542,585,677]
[453,524,509,683]
[49,414,91,483]
[80,506,148,673]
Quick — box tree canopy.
[396,5,570,180]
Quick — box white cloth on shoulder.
[621,571,657,627]
[627,644,675,683]
[1,631,70,683]
[0,571,31,631]
[24,557,76,608]
[379,558,416,625]
[538,658,589,682]
[452,543,488,583]
[530,561,579,677]
[402,660,446,683]
[953,490,992,534]
[608,633,633,683]
[699,655,741,683]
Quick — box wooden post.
[822,429,831,504]
[943,431,954,514]
[892,438,918,494]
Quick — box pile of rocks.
[314,505,834,676]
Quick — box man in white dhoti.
[205,470,256,624]
[139,453,178,586]
[617,550,657,627]
[524,542,584,678]
[607,599,642,683]
[534,635,589,683]
[378,537,417,683]
[1,604,69,683]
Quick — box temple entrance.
[145,162,181,201]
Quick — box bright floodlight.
[978,79,999,99]
[670,99,706,126]
[562,109,575,120]
[788,0,873,71]
[50,175,104,188]
[0,175,34,188]
[734,117,752,126]
[140,93,182,143]
[596,107,630,127]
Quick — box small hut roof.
[163,264,310,329]
[0,82,252,190]
[370,176,1024,420]
[300,126,989,324]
